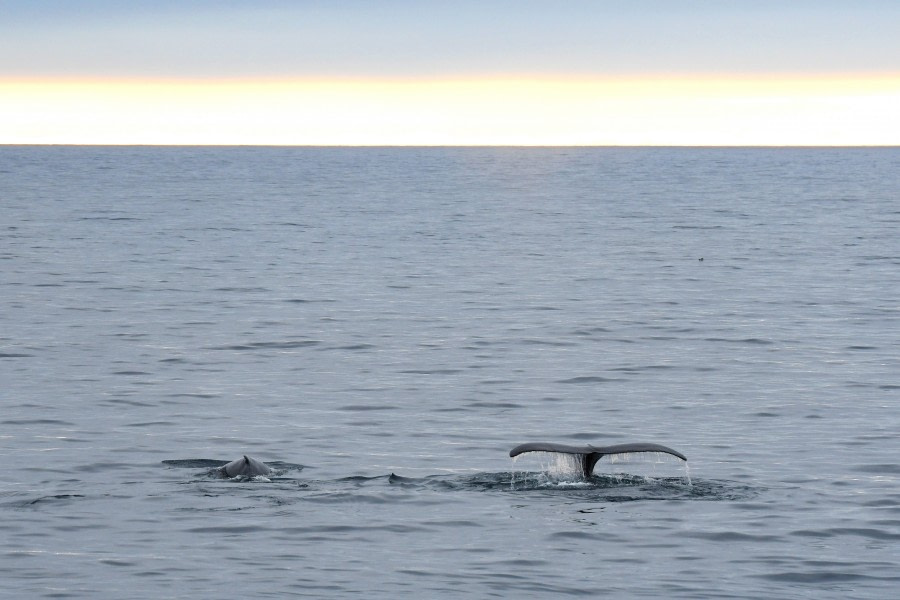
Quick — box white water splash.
[510,451,584,488]
[510,455,520,490]
[511,450,691,487]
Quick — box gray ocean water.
[1,146,898,598]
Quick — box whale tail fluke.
[509,442,686,478]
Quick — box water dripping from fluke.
[508,441,691,488]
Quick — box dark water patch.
[547,530,606,541]
[757,571,896,583]
[323,343,377,351]
[63,305,116,313]
[284,298,336,304]
[0,352,33,358]
[518,339,577,347]
[1,418,75,426]
[753,412,780,417]
[19,494,86,507]
[299,491,406,506]
[556,376,622,384]
[209,340,321,350]
[682,531,780,542]
[421,519,481,528]
[870,519,900,527]
[99,559,136,567]
[861,498,900,508]
[465,401,522,408]
[853,464,900,474]
[187,525,271,534]
[110,333,150,341]
[571,326,611,336]
[71,462,134,473]
[167,392,220,399]
[79,216,143,221]
[102,398,155,407]
[609,365,676,373]
[859,255,900,261]
[566,432,624,440]
[400,369,462,375]
[791,528,900,541]
[338,404,398,411]
[274,523,431,537]
[346,424,394,434]
[847,345,878,350]
[212,287,270,293]
[704,337,774,345]
[855,433,899,442]
[125,421,176,428]
[111,370,152,376]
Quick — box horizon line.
[3,143,899,149]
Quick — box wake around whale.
[509,442,687,478]
[176,445,684,481]
[218,455,272,478]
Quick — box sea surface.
[1,146,898,599]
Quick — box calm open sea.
[1,146,898,598]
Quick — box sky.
[2,0,898,145]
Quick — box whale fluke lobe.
[509,442,686,478]
[219,455,272,477]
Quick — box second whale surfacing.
[509,442,687,478]
[218,455,272,478]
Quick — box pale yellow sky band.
[3,74,898,145]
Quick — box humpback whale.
[218,455,272,478]
[509,442,687,478]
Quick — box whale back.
[220,455,272,477]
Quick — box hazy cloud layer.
[3,1,899,78]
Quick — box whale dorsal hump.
[220,455,273,477]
